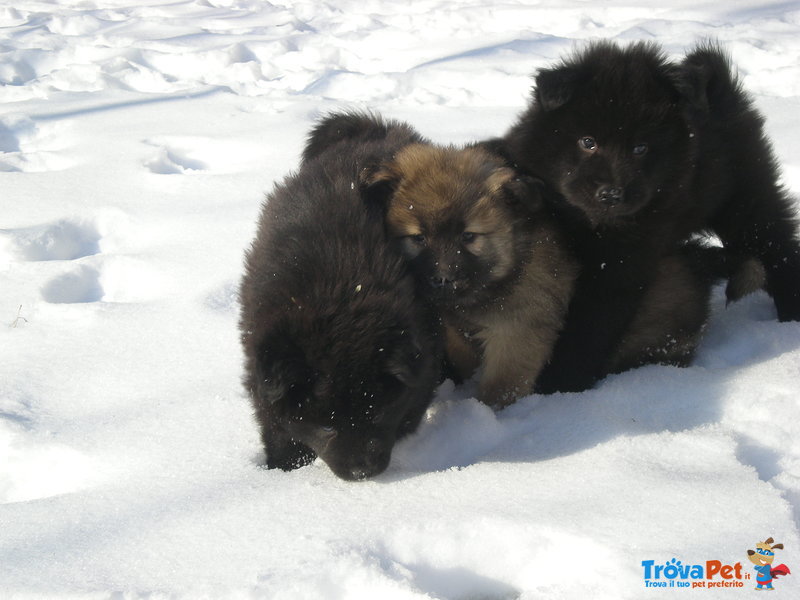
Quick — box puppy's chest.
[571,227,664,275]
[444,296,515,341]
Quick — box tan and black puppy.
[367,144,579,408]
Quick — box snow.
[1,0,799,597]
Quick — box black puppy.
[485,41,800,392]
[239,113,441,480]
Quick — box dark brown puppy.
[239,114,441,481]
[368,143,578,408]
[484,41,799,393]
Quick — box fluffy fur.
[484,41,800,393]
[367,143,579,408]
[608,242,764,374]
[239,114,441,481]
[302,110,426,165]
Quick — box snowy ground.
[1,1,800,598]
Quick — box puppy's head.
[364,145,543,309]
[255,302,435,481]
[525,41,694,226]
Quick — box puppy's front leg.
[263,430,316,471]
[477,321,553,409]
[444,322,481,383]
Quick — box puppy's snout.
[348,438,391,480]
[429,260,457,289]
[429,275,455,289]
[596,185,624,205]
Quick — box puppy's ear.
[675,45,737,115]
[384,330,424,387]
[534,67,580,111]
[672,63,710,114]
[359,162,400,212]
[473,138,515,167]
[255,359,290,406]
[499,172,546,215]
[254,329,305,406]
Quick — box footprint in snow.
[0,116,74,172]
[0,219,103,304]
[144,143,208,174]
[143,136,261,175]
[204,280,239,314]
[41,264,104,304]
[40,256,168,305]
[1,216,166,305]
[7,219,101,262]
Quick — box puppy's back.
[302,111,427,164]
[240,134,419,390]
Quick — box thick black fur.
[680,44,800,317]
[239,113,441,481]
[484,41,800,393]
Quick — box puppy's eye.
[399,235,425,259]
[579,136,597,151]
[379,372,406,391]
[632,143,648,156]
[461,232,477,244]
[319,425,337,439]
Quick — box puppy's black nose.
[349,468,370,481]
[348,442,390,481]
[596,186,624,205]
[429,276,454,289]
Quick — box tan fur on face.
[379,145,522,285]
[377,144,514,236]
[375,144,579,408]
